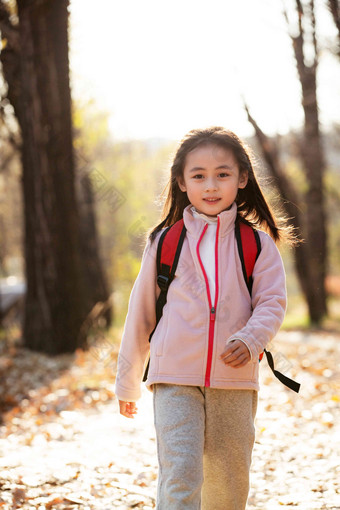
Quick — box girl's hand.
[118,400,138,419]
[219,339,251,368]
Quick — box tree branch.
[309,0,318,67]
[243,101,303,230]
[327,0,340,58]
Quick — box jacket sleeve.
[114,232,161,402]
[226,230,287,360]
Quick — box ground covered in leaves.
[0,330,339,509]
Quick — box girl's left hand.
[219,339,251,368]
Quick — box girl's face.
[177,144,248,217]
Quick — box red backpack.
[143,217,300,393]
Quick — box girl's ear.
[238,171,248,189]
[176,176,187,192]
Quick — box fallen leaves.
[0,329,339,509]
[0,343,118,435]
[246,330,340,509]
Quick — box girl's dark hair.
[147,126,299,246]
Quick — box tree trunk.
[0,0,112,352]
[286,0,328,323]
[298,69,328,321]
[76,171,113,328]
[16,0,89,352]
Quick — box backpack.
[142,217,300,393]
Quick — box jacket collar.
[183,201,238,238]
[191,206,218,225]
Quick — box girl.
[114,126,298,510]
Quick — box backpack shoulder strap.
[156,219,186,300]
[142,219,186,382]
[235,219,261,295]
[235,219,300,393]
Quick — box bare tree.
[243,0,328,324]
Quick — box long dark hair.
[147,126,299,246]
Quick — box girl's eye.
[192,173,229,179]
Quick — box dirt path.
[0,330,339,509]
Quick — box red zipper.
[196,217,220,387]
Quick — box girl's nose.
[205,178,218,191]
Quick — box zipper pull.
[210,307,216,321]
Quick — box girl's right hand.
[118,400,138,419]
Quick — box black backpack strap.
[143,221,187,381]
[155,225,172,323]
[263,349,301,393]
[235,219,261,295]
[236,220,301,393]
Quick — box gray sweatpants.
[152,383,258,510]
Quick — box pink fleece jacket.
[114,201,287,402]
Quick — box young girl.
[114,126,297,510]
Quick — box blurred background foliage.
[4,96,340,334]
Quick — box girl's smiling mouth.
[203,198,221,203]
